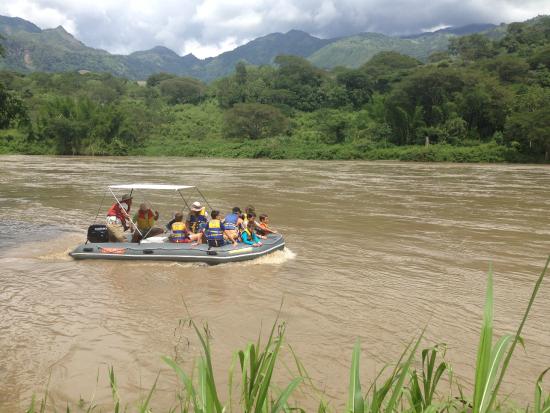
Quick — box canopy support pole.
[195,187,213,211]
[108,187,142,238]
[177,190,191,211]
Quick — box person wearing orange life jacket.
[106,193,132,242]
[169,212,203,243]
[204,210,237,247]
[186,201,209,234]
[131,202,164,242]
[257,214,278,236]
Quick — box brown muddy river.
[1,155,549,411]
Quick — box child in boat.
[257,214,277,236]
[204,210,238,247]
[223,206,243,243]
[241,219,263,247]
[169,212,202,243]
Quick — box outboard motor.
[87,224,109,243]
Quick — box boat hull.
[69,233,285,265]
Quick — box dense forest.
[0,16,549,161]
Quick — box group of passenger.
[105,194,277,248]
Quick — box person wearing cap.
[106,193,133,242]
[186,201,209,234]
[131,202,164,242]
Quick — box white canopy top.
[109,184,195,190]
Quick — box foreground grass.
[27,258,550,413]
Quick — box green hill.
[0,14,511,80]
[308,25,507,69]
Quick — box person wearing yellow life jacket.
[131,202,164,242]
[240,218,263,247]
[169,212,203,243]
[186,201,209,234]
[204,210,237,247]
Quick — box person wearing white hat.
[186,201,209,234]
[106,193,133,242]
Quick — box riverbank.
[0,129,541,162]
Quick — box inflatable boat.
[70,233,285,264]
[69,183,286,265]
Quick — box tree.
[528,46,550,69]
[505,107,550,160]
[0,83,27,129]
[223,103,287,139]
[146,72,176,87]
[449,34,497,60]
[0,34,5,57]
[485,55,529,82]
[336,70,372,108]
[159,77,206,105]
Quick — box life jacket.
[223,213,239,230]
[205,219,224,241]
[188,208,207,233]
[136,209,155,230]
[171,222,188,243]
[107,203,129,228]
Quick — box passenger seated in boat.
[132,203,164,242]
[242,205,256,226]
[186,201,208,234]
[241,219,263,247]
[169,212,202,243]
[205,210,237,247]
[223,206,243,243]
[106,193,132,242]
[257,214,277,236]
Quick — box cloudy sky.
[1,0,549,58]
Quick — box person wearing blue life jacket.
[223,206,243,243]
[186,201,209,234]
[205,210,237,247]
[241,218,263,247]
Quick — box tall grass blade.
[487,256,550,411]
[271,377,302,413]
[535,368,550,413]
[385,331,424,412]
[473,267,494,413]
[478,335,513,413]
[139,372,160,413]
[347,339,364,413]
[191,322,223,413]
[162,356,200,413]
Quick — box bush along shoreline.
[2,17,550,162]
[28,257,550,413]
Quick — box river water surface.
[1,156,549,411]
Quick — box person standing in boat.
[106,193,132,242]
[186,201,208,234]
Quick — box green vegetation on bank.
[28,258,550,412]
[1,17,550,162]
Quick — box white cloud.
[0,0,549,58]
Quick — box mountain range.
[0,15,507,81]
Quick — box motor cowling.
[87,224,109,243]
